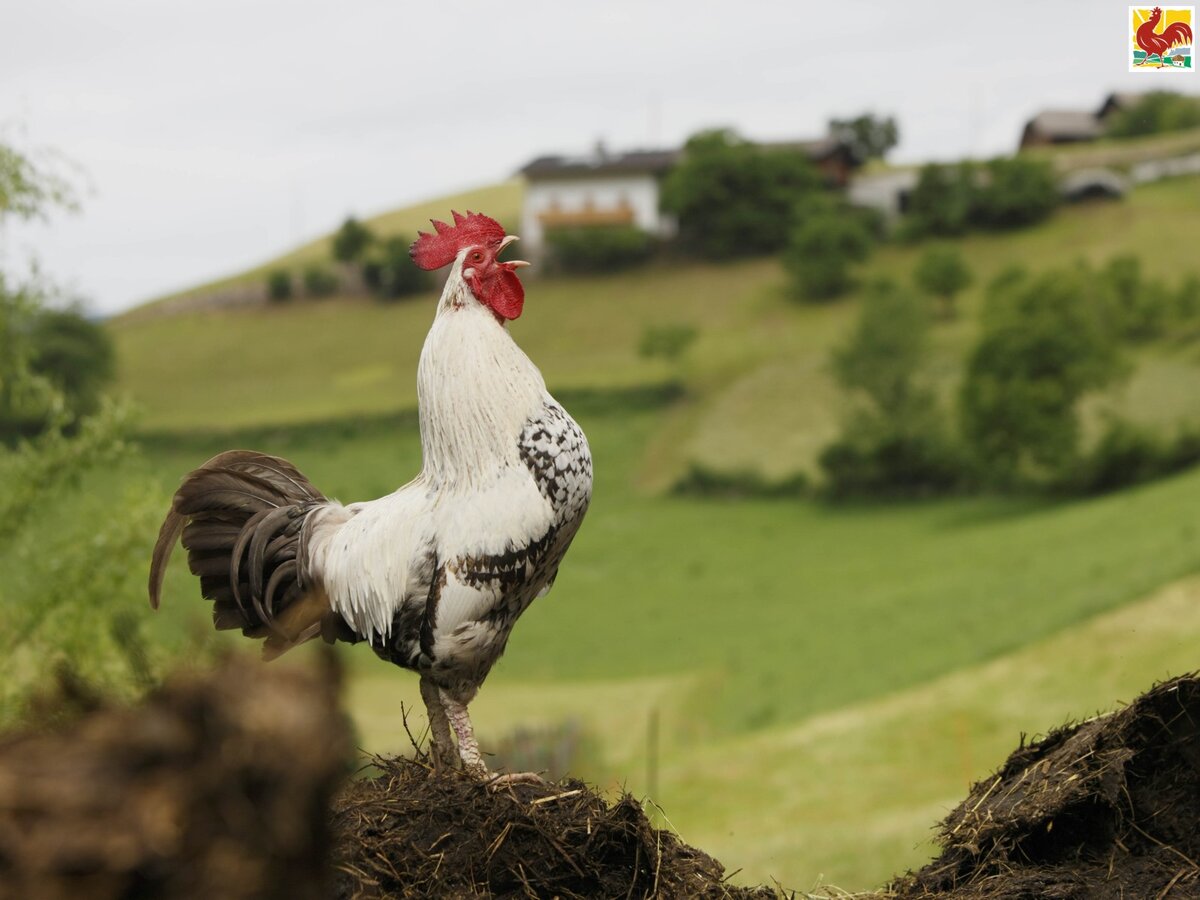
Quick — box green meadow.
[74,170,1200,890]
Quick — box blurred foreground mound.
[892,674,1200,900]
[332,755,775,899]
[0,656,350,900]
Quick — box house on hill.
[517,135,861,255]
[518,145,678,256]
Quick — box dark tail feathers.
[149,450,332,652]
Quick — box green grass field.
[69,171,1200,890]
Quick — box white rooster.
[149,212,592,779]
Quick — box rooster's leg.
[441,691,487,776]
[420,677,457,771]
[441,690,546,789]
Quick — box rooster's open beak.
[499,234,530,268]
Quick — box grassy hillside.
[113,175,1200,481]
[125,398,1200,891]
[88,172,1200,890]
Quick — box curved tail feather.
[149,449,341,656]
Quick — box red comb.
[409,210,506,270]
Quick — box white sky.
[3,0,1196,315]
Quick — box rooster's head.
[410,211,529,321]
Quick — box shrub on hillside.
[266,269,293,303]
[544,225,655,273]
[661,128,822,258]
[1066,420,1200,495]
[332,216,375,263]
[820,279,964,497]
[1107,91,1200,138]
[903,163,975,238]
[784,201,874,301]
[1099,254,1171,341]
[913,245,972,319]
[28,307,115,420]
[903,158,1059,238]
[959,267,1125,487]
[819,409,964,499]
[301,263,338,298]
[968,157,1059,230]
[363,237,429,301]
[672,463,808,499]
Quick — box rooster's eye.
[470,251,484,263]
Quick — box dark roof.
[1097,92,1145,118]
[519,136,859,180]
[519,149,679,179]
[1021,110,1104,143]
[761,136,856,161]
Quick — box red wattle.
[482,270,525,320]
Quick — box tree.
[784,201,873,301]
[959,268,1124,486]
[832,280,930,416]
[968,157,1058,230]
[266,269,293,302]
[913,246,972,318]
[1107,92,1200,138]
[332,215,374,263]
[660,129,821,258]
[829,114,899,162]
[904,163,974,237]
[363,237,429,300]
[29,307,115,419]
[820,280,961,497]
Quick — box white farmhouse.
[517,145,679,256]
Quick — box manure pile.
[0,656,349,900]
[4,658,1200,899]
[331,755,774,899]
[892,674,1200,900]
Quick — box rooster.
[149,212,592,781]
[1135,7,1193,67]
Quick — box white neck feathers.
[416,263,545,487]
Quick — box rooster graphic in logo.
[1132,6,1195,69]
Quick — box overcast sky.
[3,0,1196,315]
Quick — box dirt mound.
[891,674,1200,899]
[0,656,350,900]
[331,755,776,900]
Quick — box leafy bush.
[820,280,964,497]
[1066,420,1200,495]
[959,267,1125,487]
[363,237,429,301]
[784,201,874,301]
[1107,91,1200,138]
[819,409,964,499]
[661,129,822,258]
[903,158,1059,238]
[903,163,975,237]
[968,157,1058,230]
[266,269,293,303]
[637,323,697,362]
[1099,255,1170,341]
[332,216,375,263]
[913,245,972,318]
[544,225,655,273]
[302,263,339,298]
[672,463,808,499]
